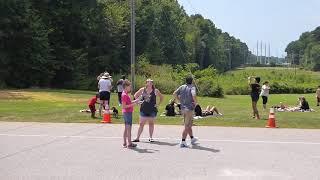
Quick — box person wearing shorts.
[173,76,198,148]
[132,79,163,143]
[260,81,270,110]
[98,73,112,111]
[121,80,140,148]
[248,76,261,119]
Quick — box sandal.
[127,143,137,148]
[132,139,140,142]
[123,144,127,148]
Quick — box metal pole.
[264,42,267,64]
[260,41,263,64]
[229,50,231,69]
[130,0,135,94]
[268,43,270,64]
[257,41,259,63]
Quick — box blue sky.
[178,0,320,57]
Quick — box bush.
[225,85,249,95]
[109,65,320,96]
[197,78,224,98]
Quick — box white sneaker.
[180,141,188,148]
[191,137,198,145]
[218,113,223,116]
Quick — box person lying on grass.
[194,104,223,117]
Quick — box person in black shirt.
[300,97,310,111]
[248,76,261,119]
[194,104,203,116]
[165,99,176,116]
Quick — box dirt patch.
[0,91,31,100]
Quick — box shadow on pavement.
[142,141,179,147]
[191,144,220,153]
[129,147,159,154]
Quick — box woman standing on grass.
[248,76,261,119]
[133,79,164,142]
[260,81,270,110]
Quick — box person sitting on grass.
[165,99,176,116]
[290,96,310,112]
[88,94,100,118]
[274,97,311,112]
[300,97,310,111]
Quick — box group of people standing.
[95,72,164,148]
[120,78,165,148]
[121,76,198,148]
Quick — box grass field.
[0,89,319,129]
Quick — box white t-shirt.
[316,88,320,97]
[260,85,270,97]
[98,79,112,92]
[191,87,196,96]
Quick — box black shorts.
[262,96,268,104]
[251,93,259,102]
[99,91,110,101]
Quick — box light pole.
[226,48,231,70]
[130,0,135,93]
[225,40,231,70]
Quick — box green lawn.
[0,89,319,129]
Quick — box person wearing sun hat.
[98,72,112,112]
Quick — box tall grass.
[219,68,320,95]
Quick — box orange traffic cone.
[266,108,277,128]
[101,102,112,123]
[101,111,112,123]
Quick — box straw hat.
[102,73,112,79]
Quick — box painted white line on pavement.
[1,133,320,145]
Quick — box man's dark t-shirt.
[194,104,202,116]
[301,101,310,110]
[165,104,176,116]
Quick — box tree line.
[286,26,320,71]
[0,0,250,89]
